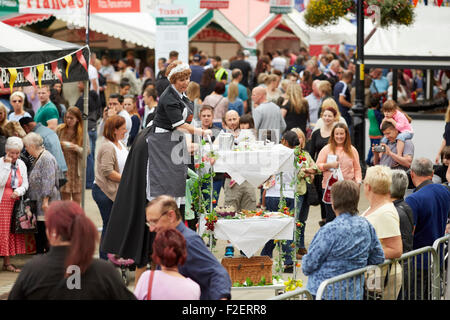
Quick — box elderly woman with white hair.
[23,132,60,254]
[8,91,32,122]
[0,137,28,273]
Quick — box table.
[212,144,295,187]
[199,216,295,258]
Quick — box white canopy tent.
[364,6,450,69]
[53,12,156,49]
[284,10,357,47]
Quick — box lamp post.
[352,0,366,163]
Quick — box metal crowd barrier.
[268,235,450,301]
[432,234,450,300]
[315,246,441,300]
[268,288,314,300]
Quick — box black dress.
[308,129,331,221]
[101,85,193,267]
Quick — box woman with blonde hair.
[56,107,86,205]
[227,83,244,116]
[3,121,26,138]
[313,97,347,132]
[435,102,450,164]
[281,83,309,133]
[0,103,9,131]
[186,81,202,121]
[265,74,282,104]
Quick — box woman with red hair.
[8,201,135,300]
[134,228,200,300]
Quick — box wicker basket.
[221,256,273,285]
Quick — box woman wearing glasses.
[8,92,31,122]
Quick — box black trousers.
[35,221,49,254]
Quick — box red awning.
[1,14,52,28]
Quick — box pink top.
[316,145,362,189]
[391,110,413,133]
[134,270,201,300]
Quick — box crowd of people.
[0,44,449,300]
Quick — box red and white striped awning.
[1,13,52,28]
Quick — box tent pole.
[81,0,90,209]
[81,81,89,209]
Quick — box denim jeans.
[92,184,113,260]
[86,129,97,189]
[201,178,224,209]
[260,197,294,266]
[366,138,381,165]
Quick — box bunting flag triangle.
[64,55,73,79]
[7,68,17,92]
[23,67,37,90]
[76,50,88,72]
[51,61,63,83]
[437,0,443,6]
[36,64,45,88]
[413,0,419,7]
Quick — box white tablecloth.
[200,216,294,258]
[213,144,295,187]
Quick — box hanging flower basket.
[304,0,415,28]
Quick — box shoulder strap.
[147,270,155,300]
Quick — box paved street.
[0,183,370,300]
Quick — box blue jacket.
[302,213,385,299]
[177,222,231,300]
[34,123,67,173]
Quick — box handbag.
[146,270,155,300]
[322,167,344,204]
[306,182,320,206]
[10,196,38,234]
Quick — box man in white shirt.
[271,50,287,74]
[88,53,99,95]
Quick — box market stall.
[0,21,90,207]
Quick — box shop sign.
[270,0,293,14]
[199,0,229,9]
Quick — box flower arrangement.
[304,0,415,28]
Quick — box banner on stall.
[0,46,89,90]
[270,0,293,14]
[0,0,19,13]
[18,0,86,14]
[91,0,140,13]
[155,4,188,76]
[200,0,229,9]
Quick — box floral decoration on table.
[232,275,285,287]
[304,0,415,28]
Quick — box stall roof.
[0,21,85,67]
[284,10,357,47]
[364,6,450,69]
[53,12,156,49]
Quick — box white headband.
[10,91,25,101]
[167,63,190,82]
